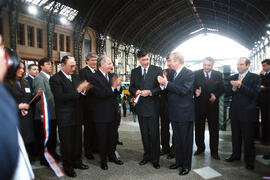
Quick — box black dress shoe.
[100,163,108,170]
[179,168,190,176]
[245,164,254,170]
[153,163,160,169]
[117,141,123,145]
[160,151,169,156]
[167,154,175,159]
[74,163,89,170]
[139,159,148,165]
[211,154,220,160]
[52,153,61,160]
[64,168,76,177]
[225,155,240,162]
[263,155,270,159]
[194,150,205,156]
[109,158,124,165]
[85,154,95,160]
[40,159,49,166]
[169,163,180,169]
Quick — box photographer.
[0,34,34,180]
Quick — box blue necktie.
[173,72,177,80]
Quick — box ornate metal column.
[96,33,106,56]
[8,0,20,50]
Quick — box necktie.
[239,74,242,81]
[173,71,177,80]
[105,74,109,82]
[206,72,210,83]
[143,68,147,80]
[68,76,72,82]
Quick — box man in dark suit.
[193,57,224,160]
[129,50,162,169]
[33,57,59,166]
[50,56,90,177]
[225,57,261,170]
[79,52,98,160]
[259,59,270,159]
[91,55,124,170]
[25,64,39,90]
[160,55,175,159]
[0,38,19,180]
[158,51,194,176]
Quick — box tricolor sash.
[41,91,64,178]
[133,94,141,104]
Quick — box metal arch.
[154,23,251,57]
[104,0,134,36]
[138,8,193,49]
[130,1,190,48]
[140,14,199,50]
[146,6,259,53]
[195,0,267,32]
[119,0,186,44]
[195,0,270,23]
[143,4,260,50]
[160,29,252,57]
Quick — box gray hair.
[203,57,215,64]
[97,55,107,67]
[170,51,184,64]
[85,52,98,62]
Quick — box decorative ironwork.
[8,0,20,50]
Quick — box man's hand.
[18,103,30,110]
[141,90,151,97]
[209,93,216,103]
[77,80,91,93]
[0,35,7,82]
[195,87,202,96]
[136,90,142,95]
[157,75,168,86]
[37,88,43,96]
[230,80,241,89]
[112,77,123,89]
[260,70,266,75]
[261,85,266,91]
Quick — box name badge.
[25,88,31,93]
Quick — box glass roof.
[23,0,78,21]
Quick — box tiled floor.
[33,115,270,180]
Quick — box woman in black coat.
[4,61,41,155]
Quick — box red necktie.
[206,72,210,83]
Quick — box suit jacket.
[25,76,34,91]
[0,83,19,180]
[32,72,56,120]
[225,72,261,122]
[194,69,224,113]
[129,65,163,117]
[259,72,270,105]
[90,70,118,123]
[79,66,96,111]
[4,79,35,144]
[49,71,82,127]
[166,67,195,122]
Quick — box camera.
[4,47,20,80]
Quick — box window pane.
[17,23,25,45]
[27,26,34,47]
[53,33,57,50]
[37,28,42,48]
[66,36,70,52]
[60,34,64,51]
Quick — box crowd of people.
[0,31,270,178]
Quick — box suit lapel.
[59,71,75,90]
[241,72,250,85]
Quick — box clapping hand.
[157,75,168,86]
